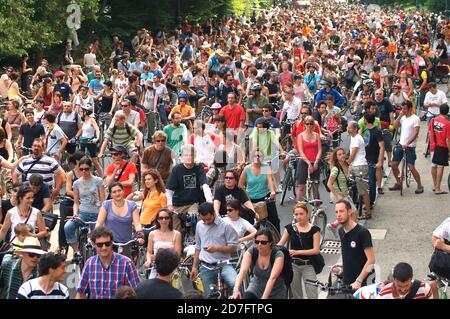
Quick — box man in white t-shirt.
[0,67,12,99]
[423,82,447,120]
[389,100,424,194]
[280,88,301,122]
[347,121,371,218]
[111,99,140,128]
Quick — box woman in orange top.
[127,169,167,227]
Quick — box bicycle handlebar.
[113,239,138,247]
[304,279,354,294]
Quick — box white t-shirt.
[350,134,367,166]
[282,97,302,120]
[423,90,447,117]
[0,74,9,98]
[46,125,67,154]
[114,78,129,96]
[433,217,450,240]
[8,207,40,238]
[222,216,252,238]
[400,114,420,147]
[17,278,69,299]
[84,53,96,68]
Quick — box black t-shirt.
[53,83,73,102]
[19,123,45,148]
[265,81,279,104]
[217,85,239,107]
[286,223,320,260]
[214,185,250,216]
[338,224,373,285]
[376,98,394,123]
[437,44,448,59]
[363,127,383,164]
[166,164,207,206]
[135,278,182,299]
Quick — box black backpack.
[251,245,293,287]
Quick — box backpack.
[111,122,132,139]
[251,245,293,287]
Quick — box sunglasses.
[95,241,113,248]
[301,112,309,115]
[155,140,166,143]
[111,153,121,156]
[27,253,41,258]
[80,167,90,172]
[157,216,170,221]
[305,123,314,126]
[226,208,235,212]
[121,104,130,107]
[255,240,269,245]
[262,110,270,112]
[225,176,235,180]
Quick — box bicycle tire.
[400,164,404,196]
[280,169,292,205]
[405,159,411,188]
[171,255,204,294]
[312,209,327,247]
[448,173,450,194]
[135,247,148,281]
[425,132,430,158]
[256,220,281,244]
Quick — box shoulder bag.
[292,223,325,274]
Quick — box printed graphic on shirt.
[183,174,197,189]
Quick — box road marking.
[368,228,387,240]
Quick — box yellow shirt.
[169,104,194,119]
[140,191,167,225]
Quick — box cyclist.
[168,92,195,130]
[423,82,447,123]
[96,182,144,258]
[15,109,46,156]
[335,199,375,291]
[279,87,301,124]
[277,202,320,299]
[56,101,83,156]
[77,104,102,176]
[163,111,188,158]
[223,199,257,243]
[377,262,433,299]
[111,98,140,129]
[98,112,143,164]
[388,100,424,194]
[76,226,140,299]
[144,208,182,279]
[190,202,239,298]
[245,83,268,128]
[315,80,345,109]
[232,228,285,299]
[25,173,52,215]
[220,92,245,131]
[43,113,68,164]
[73,85,95,113]
[64,157,104,260]
[166,144,212,232]
[136,248,182,299]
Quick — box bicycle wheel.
[135,247,148,280]
[280,169,292,206]
[405,161,411,188]
[256,220,281,244]
[171,255,204,294]
[424,132,430,158]
[312,209,327,247]
[448,173,450,193]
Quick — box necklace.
[113,200,126,208]
[18,206,30,219]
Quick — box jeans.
[58,200,74,248]
[367,162,377,205]
[199,263,237,298]
[157,104,168,125]
[64,212,98,245]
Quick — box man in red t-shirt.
[104,145,138,197]
[429,104,450,194]
[219,92,245,130]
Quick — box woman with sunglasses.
[144,208,181,279]
[0,186,47,245]
[277,202,319,299]
[232,228,286,299]
[297,115,322,202]
[76,104,102,177]
[64,157,105,259]
[239,149,280,232]
[223,199,257,243]
[127,169,167,227]
[96,182,144,258]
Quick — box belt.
[292,258,311,266]
[200,261,218,267]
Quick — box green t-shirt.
[246,95,269,125]
[250,128,278,159]
[331,165,349,197]
[358,117,381,135]
[163,123,188,156]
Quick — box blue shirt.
[88,79,104,96]
[315,88,345,107]
[304,73,320,94]
[53,83,73,101]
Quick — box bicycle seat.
[183,244,196,257]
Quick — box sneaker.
[276,185,283,193]
[415,187,424,194]
[388,184,401,191]
[378,188,384,195]
[326,222,339,238]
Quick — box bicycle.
[305,264,353,298]
[202,259,236,299]
[71,218,97,270]
[423,111,439,158]
[253,197,281,244]
[279,119,297,152]
[171,254,204,294]
[348,172,369,216]
[280,150,299,206]
[397,146,412,196]
[195,104,212,122]
[428,272,449,299]
[113,238,147,281]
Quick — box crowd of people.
[0,0,449,299]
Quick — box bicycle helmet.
[250,83,262,91]
[210,102,222,109]
[363,79,375,86]
[178,92,189,99]
[54,70,65,77]
[81,104,94,113]
[360,73,370,81]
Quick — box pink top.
[302,135,319,162]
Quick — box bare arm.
[96,206,107,228]
[261,255,284,299]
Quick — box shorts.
[80,142,98,157]
[296,159,320,185]
[349,165,369,195]
[432,146,449,167]
[382,130,393,153]
[392,144,417,165]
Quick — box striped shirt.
[105,124,137,147]
[0,256,38,299]
[17,278,69,299]
[76,252,140,299]
[376,281,433,299]
[15,155,63,186]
